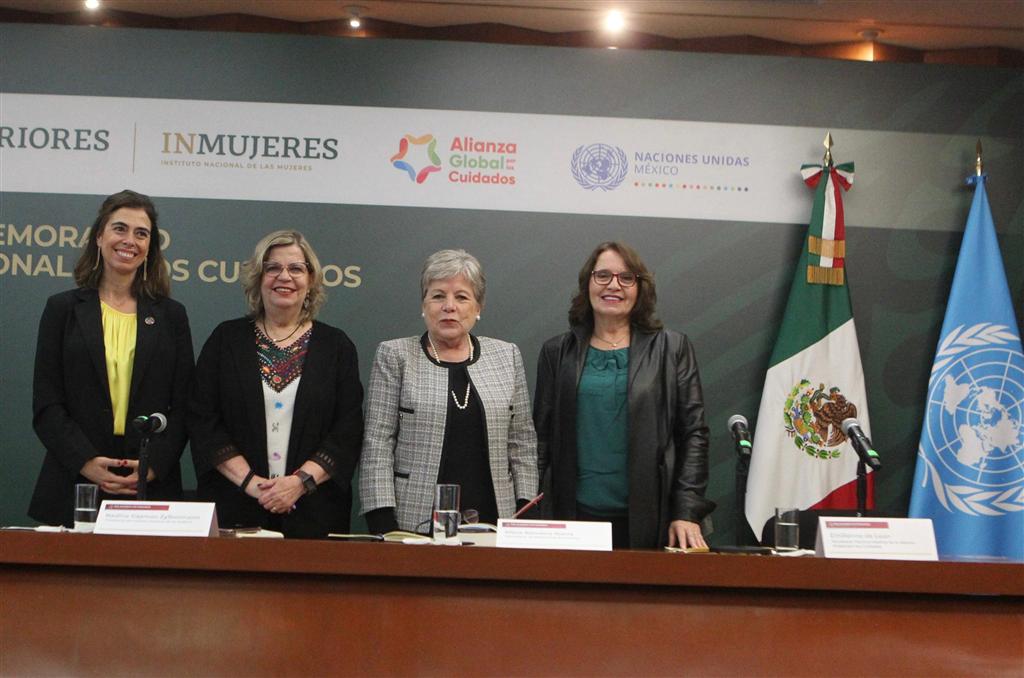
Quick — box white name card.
[94,501,218,537]
[815,517,937,561]
[496,519,612,551]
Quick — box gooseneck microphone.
[132,413,167,434]
[728,414,752,457]
[841,418,881,470]
[131,413,166,500]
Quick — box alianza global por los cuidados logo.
[391,133,517,185]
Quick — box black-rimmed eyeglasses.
[592,269,638,287]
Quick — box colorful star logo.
[390,133,442,184]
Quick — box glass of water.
[433,484,461,544]
[774,507,800,551]
[74,483,99,533]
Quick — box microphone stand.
[137,436,151,501]
[855,460,867,517]
[736,452,751,543]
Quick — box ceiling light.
[84,0,100,9]
[604,10,625,33]
[347,5,364,29]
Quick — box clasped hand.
[255,475,304,514]
[80,456,156,495]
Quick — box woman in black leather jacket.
[533,241,714,549]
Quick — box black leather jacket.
[533,325,715,548]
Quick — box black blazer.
[533,326,715,549]
[30,288,194,526]
[188,318,364,538]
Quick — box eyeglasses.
[592,269,638,287]
[263,262,310,277]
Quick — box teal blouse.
[575,346,629,515]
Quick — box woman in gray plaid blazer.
[359,250,538,533]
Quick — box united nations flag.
[909,171,1024,561]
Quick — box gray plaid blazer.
[359,335,538,532]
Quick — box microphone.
[132,413,167,435]
[841,418,881,470]
[728,414,752,457]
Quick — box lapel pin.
[144,316,156,325]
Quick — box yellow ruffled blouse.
[100,301,137,435]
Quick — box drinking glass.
[74,483,99,533]
[433,484,461,544]
[774,507,800,551]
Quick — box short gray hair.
[420,249,486,306]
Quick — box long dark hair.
[568,241,662,332]
[73,190,170,299]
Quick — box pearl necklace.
[427,335,474,410]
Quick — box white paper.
[94,500,218,537]
[815,517,938,561]
[496,519,612,551]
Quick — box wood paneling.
[1,533,1021,677]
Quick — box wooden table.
[1,532,1021,676]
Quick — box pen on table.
[512,492,544,518]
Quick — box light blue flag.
[909,174,1024,561]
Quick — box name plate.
[496,519,612,551]
[815,517,937,561]
[94,501,218,537]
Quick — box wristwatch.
[293,469,318,495]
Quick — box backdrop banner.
[1,93,1013,231]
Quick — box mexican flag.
[744,159,874,539]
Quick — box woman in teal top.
[534,241,714,550]
[576,347,630,533]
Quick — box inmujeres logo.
[571,143,628,191]
[390,134,442,184]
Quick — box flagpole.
[826,132,870,517]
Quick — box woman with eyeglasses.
[359,249,538,535]
[533,241,715,549]
[189,230,364,538]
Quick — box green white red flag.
[744,160,875,539]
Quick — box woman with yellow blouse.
[30,190,194,526]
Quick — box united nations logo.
[918,323,1024,516]
[783,380,858,460]
[571,143,628,191]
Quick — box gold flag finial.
[975,139,983,176]
[823,132,833,168]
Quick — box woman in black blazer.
[30,190,194,526]
[189,231,363,538]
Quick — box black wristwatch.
[293,469,317,495]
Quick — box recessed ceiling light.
[84,0,100,9]
[347,5,364,29]
[604,10,625,33]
